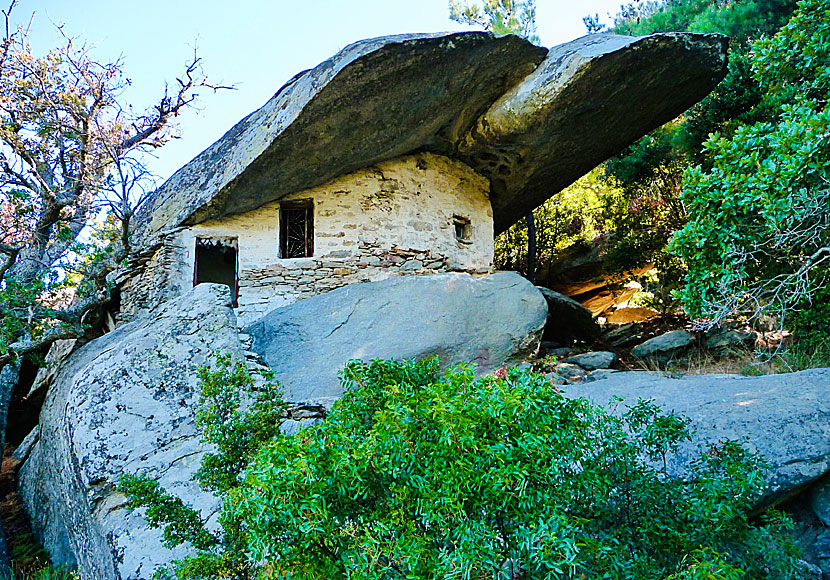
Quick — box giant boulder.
[564,368,830,507]
[246,272,547,407]
[134,31,727,242]
[18,284,240,580]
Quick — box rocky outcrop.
[18,284,241,580]
[537,287,600,344]
[565,368,830,507]
[134,31,727,241]
[458,33,728,232]
[246,272,547,408]
[135,32,547,238]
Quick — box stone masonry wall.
[120,153,494,326]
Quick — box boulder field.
[16,274,830,580]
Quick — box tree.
[669,0,830,330]
[0,2,227,367]
[449,0,539,42]
[0,4,227,567]
[449,0,540,282]
[578,0,798,313]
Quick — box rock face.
[246,272,547,407]
[458,32,729,232]
[632,330,695,365]
[537,287,600,344]
[18,285,241,580]
[134,31,727,241]
[565,368,830,506]
[135,32,547,238]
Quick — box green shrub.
[231,359,797,580]
[123,357,799,580]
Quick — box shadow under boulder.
[536,287,600,345]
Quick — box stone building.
[118,30,728,327]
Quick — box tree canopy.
[670,0,830,326]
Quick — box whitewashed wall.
[121,153,494,327]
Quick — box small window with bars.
[280,200,314,258]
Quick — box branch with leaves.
[0,2,231,367]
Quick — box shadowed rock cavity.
[134,31,727,241]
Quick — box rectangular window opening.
[194,237,239,307]
[453,216,472,243]
[280,200,314,258]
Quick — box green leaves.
[670,0,830,321]
[230,359,797,580]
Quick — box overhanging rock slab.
[135,30,727,241]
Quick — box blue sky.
[17,0,625,182]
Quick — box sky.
[14,0,625,183]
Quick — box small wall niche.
[194,237,239,306]
[453,216,472,243]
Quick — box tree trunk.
[526,212,537,284]
[0,362,19,575]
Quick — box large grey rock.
[537,287,600,344]
[458,32,728,232]
[246,272,547,407]
[135,32,546,238]
[564,368,830,506]
[632,330,695,365]
[19,284,241,580]
[135,31,727,241]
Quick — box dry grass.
[629,346,786,377]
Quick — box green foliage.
[609,0,795,45]
[449,0,539,42]
[119,354,287,580]
[670,0,830,323]
[0,567,80,580]
[570,0,799,314]
[495,169,613,276]
[230,358,798,579]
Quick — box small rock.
[632,330,694,365]
[552,363,588,383]
[513,362,533,372]
[602,323,643,348]
[705,328,757,357]
[564,351,617,371]
[539,341,562,352]
[546,347,572,358]
[400,259,423,271]
[583,369,620,383]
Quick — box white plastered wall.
[134,153,494,327]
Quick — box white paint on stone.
[121,153,494,327]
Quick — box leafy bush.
[670,0,830,325]
[123,357,798,579]
[231,359,797,579]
